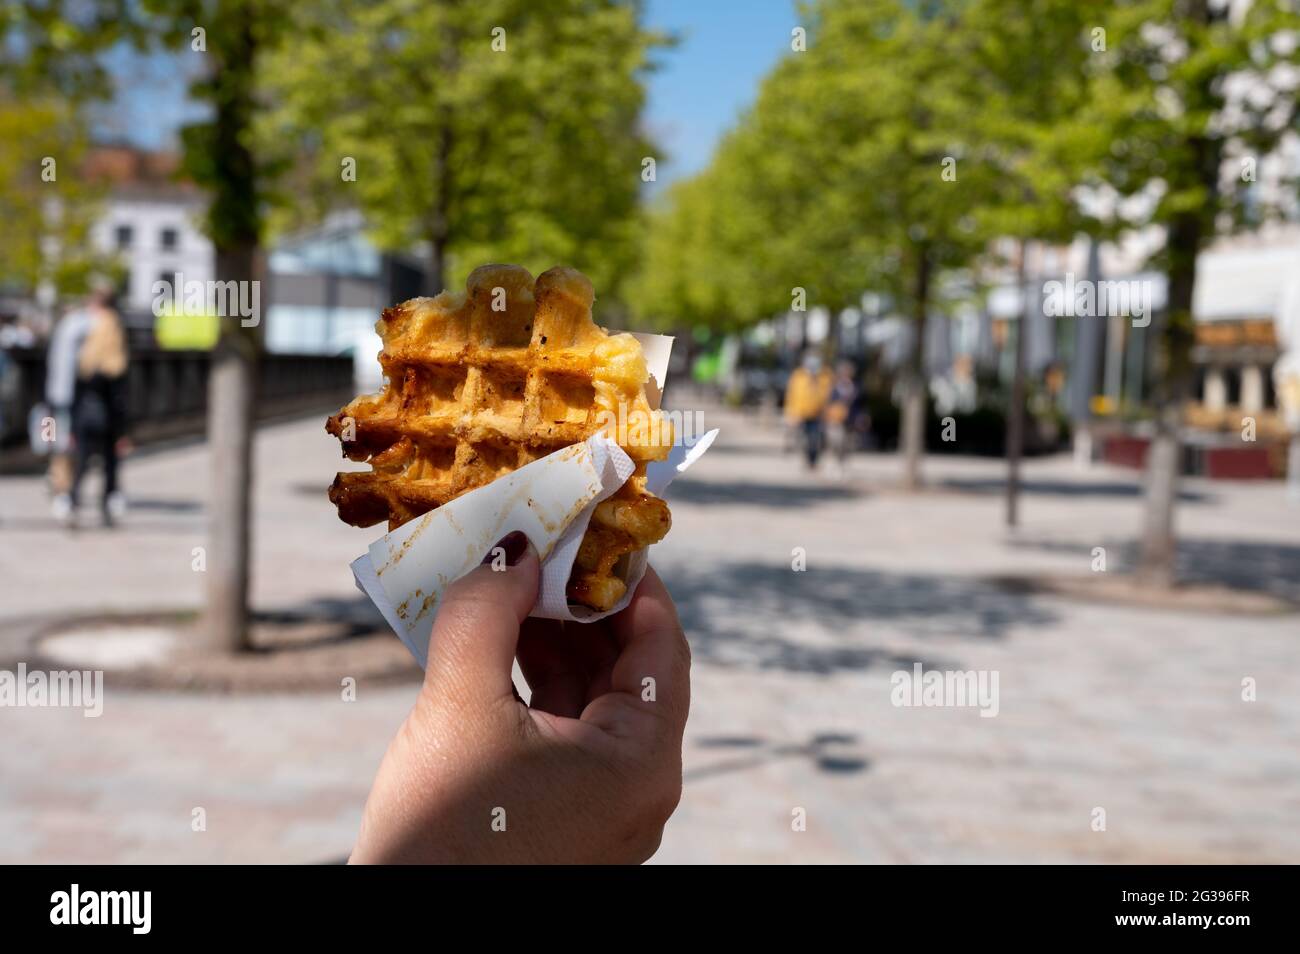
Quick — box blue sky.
[102,0,797,189]
[643,0,797,184]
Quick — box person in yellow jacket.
[784,351,834,469]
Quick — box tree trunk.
[427,237,447,297]
[900,243,930,490]
[1140,410,1181,584]
[425,119,452,296]
[1138,212,1200,587]
[202,244,260,652]
[1071,239,1104,466]
[826,308,841,359]
[1005,240,1030,527]
[1138,0,1222,587]
[200,12,262,653]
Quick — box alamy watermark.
[0,663,103,717]
[595,403,707,449]
[890,663,999,718]
[1042,272,1151,328]
[50,884,150,934]
[152,272,261,327]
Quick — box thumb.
[425,531,539,703]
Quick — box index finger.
[601,566,691,734]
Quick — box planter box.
[1102,434,1283,479]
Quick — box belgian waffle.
[326,264,673,611]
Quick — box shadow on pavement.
[682,439,785,457]
[686,731,870,782]
[1011,536,1300,603]
[262,593,389,630]
[941,477,1211,502]
[667,477,862,509]
[0,516,203,533]
[127,496,204,513]
[681,733,873,785]
[661,560,1056,674]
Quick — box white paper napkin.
[350,428,716,667]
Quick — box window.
[1223,367,1241,406]
[158,271,178,294]
[115,225,133,249]
[160,227,179,251]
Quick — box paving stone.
[1,399,1297,862]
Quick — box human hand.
[351,531,691,864]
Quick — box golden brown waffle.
[326,264,673,611]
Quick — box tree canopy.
[0,94,109,298]
[257,0,666,314]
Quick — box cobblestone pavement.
[1,400,1297,863]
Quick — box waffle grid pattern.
[327,264,672,610]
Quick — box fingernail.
[483,530,530,567]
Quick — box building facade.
[84,146,212,338]
[82,148,424,358]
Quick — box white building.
[82,149,424,361]
[84,146,213,331]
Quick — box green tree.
[0,95,112,303]
[637,0,973,426]
[139,0,294,651]
[634,127,814,335]
[806,0,1019,489]
[675,0,989,485]
[5,1,292,652]
[1088,0,1300,585]
[954,0,1110,524]
[636,0,919,343]
[258,0,665,311]
[634,173,741,332]
[0,1,133,307]
[0,1,139,98]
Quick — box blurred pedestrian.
[0,317,37,349]
[44,304,94,498]
[52,285,131,528]
[783,350,833,469]
[825,359,861,475]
